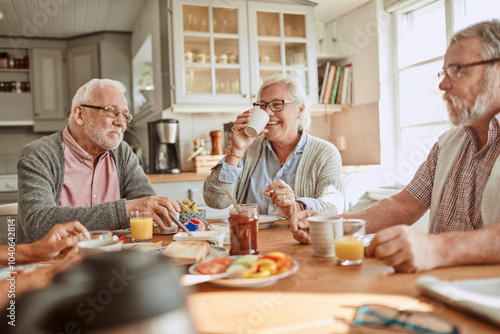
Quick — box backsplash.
[0,126,47,174]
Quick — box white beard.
[444,68,497,126]
[84,116,123,151]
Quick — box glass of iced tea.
[334,219,366,266]
[129,211,154,243]
[229,204,259,255]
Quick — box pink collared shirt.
[59,127,121,207]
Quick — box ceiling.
[0,0,145,39]
[0,0,370,39]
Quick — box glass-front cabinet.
[169,0,317,108]
[247,2,316,101]
[172,0,250,105]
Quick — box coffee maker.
[148,119,181,174]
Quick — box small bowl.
[78,239,123,254]
[179,209,206,224]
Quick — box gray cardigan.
[203,134,344,214]
[16,131,155,243]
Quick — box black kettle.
[3,251,196,334]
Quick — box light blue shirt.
[218,133,325,214]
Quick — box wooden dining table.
[145,218,500,334]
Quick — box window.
[393,0,500,185]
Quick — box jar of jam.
[229,204,259,255]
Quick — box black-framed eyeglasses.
[438,58,500,82]
[253,99,294,112]
[353,305,459,334]
[80,104,133,123]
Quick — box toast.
[162,241,210,263]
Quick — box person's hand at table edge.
[126,196,180,229]
[289,209,324,244]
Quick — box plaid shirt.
[406,114,500,233]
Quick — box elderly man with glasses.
[291,19,500,273]
[204,73,344,217]
[16,79,179,243]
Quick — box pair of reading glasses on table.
[353,304,459,334]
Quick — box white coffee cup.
[308,215,342,257]
[244,107,270,137]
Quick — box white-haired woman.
[204,74,344,217]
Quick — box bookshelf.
[313,52,351,116]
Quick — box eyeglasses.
[438,58,500,82]
[80,104,133,123]
[253,100,294,112]
[353,305,459,334]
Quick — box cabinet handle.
[243,94,249,98]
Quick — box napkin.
[415,276,500,326]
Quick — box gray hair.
[256,73,311,132]
[69,78,127,122]
[451,19,500,60]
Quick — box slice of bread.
[162,241,210,263]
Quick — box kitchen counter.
[147,172,207,183]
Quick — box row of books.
[318,62,352,105]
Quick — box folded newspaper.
[416,276,500,326]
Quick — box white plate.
[0,264,52,281]
[151,245,229,265]
[221,215,282,229]
[113,228,131,237]
[188,256,299,288]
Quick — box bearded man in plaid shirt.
[291,19,500,273]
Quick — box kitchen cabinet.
[67,44,99,100]
[32,49,65,122]
[0,47,33,125]
[67,33,132,105]
[163,0,317,111]
[0,41,68,131]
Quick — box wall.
[313,0,389,209]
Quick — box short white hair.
[69,78,127,122]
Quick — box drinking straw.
[225,190,238,208]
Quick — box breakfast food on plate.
[196,257,235,275]
[226,254,259,276]
[242,252,293,278]
[195,252,293,279]
[163,241,210,263]
[125,241,163,252]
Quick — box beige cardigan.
[203,134,344,215]
[429,126,500,232]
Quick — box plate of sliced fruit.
[186,252,298,288]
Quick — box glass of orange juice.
[334,219,366,266]
[129,211,154,243]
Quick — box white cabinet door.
[171,0,250,105]
[32,48,65,120]
[247,2,318,103]
[168,0,317,109]
[67,44,99,98]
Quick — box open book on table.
[416,276,500,327]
